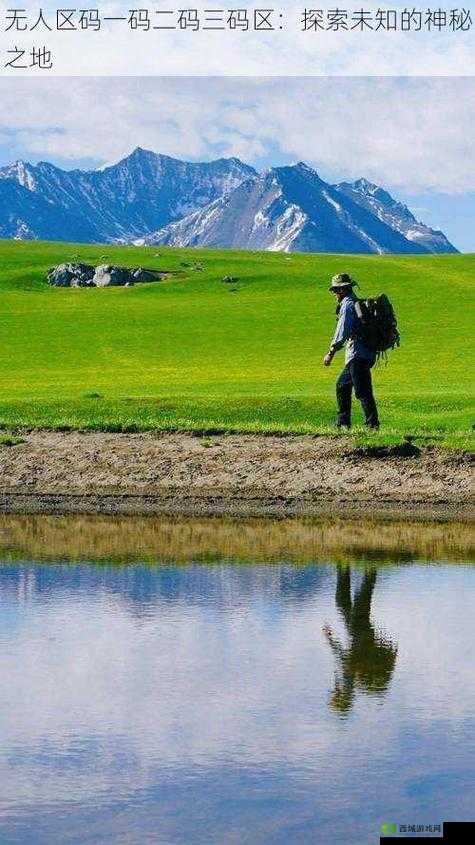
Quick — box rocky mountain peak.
[0,159,33,185]
[294,161,318,176]
[352,177,379,193]
[0,148,256,243]
[342,178,410,213]
[0,149,458,254]
[144,158,458,255]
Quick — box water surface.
[0,516,473,844]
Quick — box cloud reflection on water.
[0,517,473,843]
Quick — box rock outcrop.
[92,265,134,287]
[47,263,163,288]
[47,263,95,287]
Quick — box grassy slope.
[0,239,473,447]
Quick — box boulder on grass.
[47,262,95,287]
[132,267,161,282]
[71,277,96,288]
[92,264,132,287]
[47,263,162,288]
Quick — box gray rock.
[47,262,95,287]
[71,276,96,288]
[47,264,71,287]
[46,262,162,288]
[74,262,95,281]
[222,275,239,284]
[92,264,132,287]
[131,267,161,282]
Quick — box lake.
[0,515,473,844]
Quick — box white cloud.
[1,77,475,194]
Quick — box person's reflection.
[323,566,398,714]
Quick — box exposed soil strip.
[0,432,472,519]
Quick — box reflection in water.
[324,567,398,714]
[0,560,330,614]
[0,516,473,845]
[0,513,473,566]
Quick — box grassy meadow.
[0,239,473,447]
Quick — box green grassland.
[0,239,473,448]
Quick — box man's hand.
[323,352,333,367]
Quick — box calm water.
[0,516,473,844]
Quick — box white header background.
[0,2,474,75]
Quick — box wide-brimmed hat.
[329,273,357,291]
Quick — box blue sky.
[1,77,474,251]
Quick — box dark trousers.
[336,358,379,428]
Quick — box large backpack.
[354,294,400,357]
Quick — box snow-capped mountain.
[143,163,457,254]
[0,148,457,253]
[0,177,80,242]
[336,178,456,254]
[0,148,256,243]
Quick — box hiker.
[323,273,379,429]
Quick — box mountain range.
[0,147,457,254]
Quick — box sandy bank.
[0,431,472,519]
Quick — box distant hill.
[0,148,457,254]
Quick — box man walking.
[323,273,379,429]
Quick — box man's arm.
[324,300,351,366]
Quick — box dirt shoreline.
[0,431,472,520]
